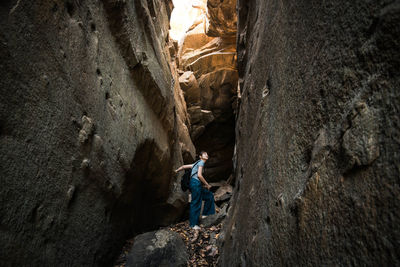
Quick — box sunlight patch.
[169,0,206,41]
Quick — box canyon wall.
[0,0,194,266]
[1,0,399,266]
[220,0,400,265]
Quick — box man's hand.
[204,183,211,190]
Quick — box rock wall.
[0,0,194,266]
[220,0,400,265]
[177,1,238,182]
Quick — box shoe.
[192,225,201,230]
[201,215,208,219]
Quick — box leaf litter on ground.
[114,220,222,266]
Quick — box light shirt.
[191,160,205,181]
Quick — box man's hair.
[199,151,207,157]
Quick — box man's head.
[199,151,209,161]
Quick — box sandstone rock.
[0,0,194,266]
[126,229,188,267]
[169,0,205,42]
[220,0,400,266]
[185,51,237,78]
[188,106,214,126]
[179,71,201,105]
[206,0,237,37]
[198,68,238,122]
[179,36,236,71]
[179,21,214,57]
[191,125,206,141]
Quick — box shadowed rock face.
[177,1,238,182]
[0,0,194,266]
[220,0,400,266]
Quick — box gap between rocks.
[113,0,238,266]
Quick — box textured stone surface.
[220,0,400,266]
[214,183,233,203]
[179,35,236,73]
[126,229,188,267]
[206,0,237,37]
[200,203,228,228]
[179,22,214,61]
[0,0,194,266]
[179,71,201,106]
[342,102,380,169]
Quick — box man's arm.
[175,164,193,173]
[197,166,211,190]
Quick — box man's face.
[201,152,209,160]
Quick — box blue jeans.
[189,178,215,227]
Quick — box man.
[175,151,215,230]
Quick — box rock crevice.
[175,0,238,182]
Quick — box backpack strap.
[190,160,201,178]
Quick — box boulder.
[188,106,214,126]
[200,203,228,228]
[214,183,233,203]
[126,229,188,267]
[179,71,201,105]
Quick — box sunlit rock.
[206,0,237,37]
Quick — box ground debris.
[113,221,222,267]
[168,221,222,267]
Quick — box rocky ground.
[169,221,222,266]
[113,183,232,267]
[114,221,223,267]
